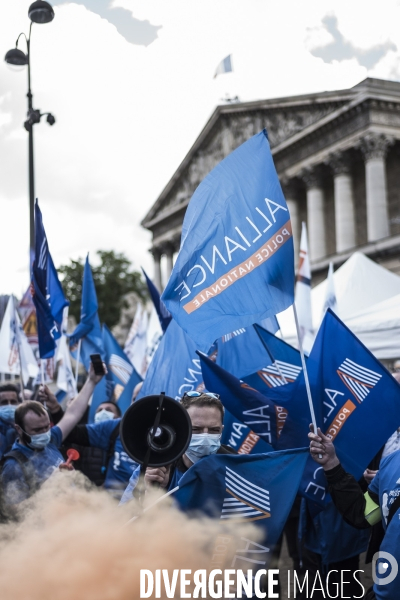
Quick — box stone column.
[302,167,326,262]
[281,177,300,260]
[152,247,162,292]
[360,133,393,242]
[165,243,174,279]
[329,152,356,253]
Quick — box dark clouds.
[311,15,396,69]
[52,0,161,46]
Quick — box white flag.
[214,54,233,78]
[145,306,163,371]
[322,262,337,317]
[295,222,313,355]
[0,296,39,384]
[124,303,148,378]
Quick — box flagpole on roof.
[293,303,318,435]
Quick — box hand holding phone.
[90,354,106,376]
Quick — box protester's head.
[180,391,224,464]
[14,400,51,449]
[131,382,143,403]
[0,384,21,424]
[94,401,121,424]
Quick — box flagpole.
[75,339,81,387]
[40,360,45,386]
[13,297,26,402]
[123,485,179,527]
[292,303,318,434]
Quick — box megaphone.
[120,394,192,468]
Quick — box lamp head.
[4,48,28,66]
[28,1,54,24]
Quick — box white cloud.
[1,0,399,297]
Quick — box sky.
[1,0,400,297]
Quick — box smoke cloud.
[0,470,259,599]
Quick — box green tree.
[58,250,148,328]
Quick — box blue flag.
[142,268,172,333]
[175,448,308,554]
[221,409,273,455]
[32,201,69,358]
[216,319,279,380]
[244,324,304,394]
[162,130,295,351]
[137,319,203,401]
[89,325,142,422]
[69,255,104,369]
[280,309,400,507]
[199,352,296,448]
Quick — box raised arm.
[57,363,105,441]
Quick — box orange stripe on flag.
[183,220,293,314]
[324,400,357,441]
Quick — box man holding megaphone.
[119,391,235,504]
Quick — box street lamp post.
[5,1,56,262]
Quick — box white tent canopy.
[277,252,400,358]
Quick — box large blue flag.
[162,130,295,351]
[137,319,202,401]
[175,448,308,555]
[199,352,296,448]
[31,201,69,358]
[69,255,104,369]
[280,309,400,507]
[216,318,279,380]
[244,324,304,394]
[142,268,172,333]
[89,325,142,422]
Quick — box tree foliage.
[58,250,148,328]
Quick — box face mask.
[94,409,115,423]
[185,433,221,464]
[27,430,52,450]
[0,405,17,424]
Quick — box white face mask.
[0,404,17,424]
[185,433,221,464]
[27,430,52,450]
[94,409,115,424]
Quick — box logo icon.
[221,328,246,342]
[221,467,271,522]
[109,354,133,385]
[258,360,302,387]
[337,358,382,403]
[372,551,398,586]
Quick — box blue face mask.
[185,433,221,464]
[0,404,17,424]
[27,430,52,450]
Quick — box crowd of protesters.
[0,367,399,600]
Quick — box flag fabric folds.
[137,319,202,401]
[216,324,273,380]
[295,222,313,355]
[246,323,304,393]
[162,131,295,352]
[142,268,172,333]
[0,297,38,384]
[89,325,141,422]
[199,352,296,448]
[221,409,273,455]
[213,54,233,78]
[69,255,104,369]
[124,303,148,378]
[31,201,69,358]
[175,448,308,553]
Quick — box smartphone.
[90,354,105,376]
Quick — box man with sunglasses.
[120,391,235,503]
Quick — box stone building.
[141,77,400,287]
